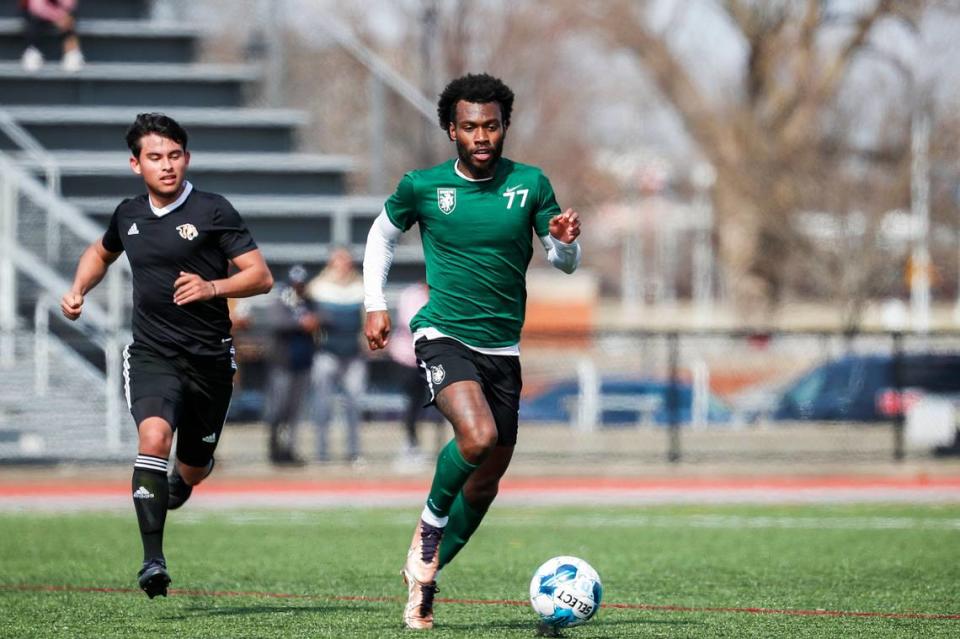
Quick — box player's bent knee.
[460,427,498,461]
[178,463,209,486]
[468,481,500,505]
[137,418,173,456]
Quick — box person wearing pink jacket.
[20,0,84,72]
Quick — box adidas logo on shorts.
[133,486,154,499]
[202,433,217,443]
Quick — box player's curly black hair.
[125,112,189,158]
[437,73,514,131]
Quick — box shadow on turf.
[440,617,698,635]
[163,603,367,619]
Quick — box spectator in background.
[307,248,366,463]
[20,0,85,72]
[263,265,318,466]
[387,280,440,471]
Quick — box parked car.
[772,353,960,422]
[519,378,733,426]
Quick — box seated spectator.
[20,0,85,72]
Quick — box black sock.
[132,455,169,562]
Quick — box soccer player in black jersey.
[60,113,273,598]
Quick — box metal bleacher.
[0,0,424,461]
[0,0,427,276]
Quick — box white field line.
[4,505,959,532]
[172,511,960,532]
[2,485,960,512]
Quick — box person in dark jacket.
[264,264,319,465]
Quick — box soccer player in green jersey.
[362,73,582,629]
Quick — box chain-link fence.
[222,328,960,470]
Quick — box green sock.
[425,439,478,518]
[438,491,488,569]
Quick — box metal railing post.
[0,171,18,367]
[691,357,709,430]
[33,297,49,396]
[667,332,681,463]
[331,203,350,249]
[574,358,599,432]
[104,266,124,452]
[892,331,905,461]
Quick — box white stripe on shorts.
[420,359,435,403]
[122,343,132,410]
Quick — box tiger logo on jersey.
[176,223,198,240]
[437,188,456,215]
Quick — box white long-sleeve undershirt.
[363,209,582,312]
[362,210,401,312]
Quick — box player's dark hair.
[125,113,189,158]
[437,73,514,131]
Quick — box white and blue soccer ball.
[529,556,602,630]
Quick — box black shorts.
[123,342,236,467]
[414,337,522,446]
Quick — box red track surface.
[2,475,960,497]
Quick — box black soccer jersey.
[102,185,257,357]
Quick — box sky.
[194,0,960,166]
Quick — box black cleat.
[167,458,214,510]
[137,558,171,599]
[166,466,192,510]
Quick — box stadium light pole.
[691,162,715,322]
[622,219,642,311]
[955,178,960,323]
[368,74,386,193]
[909,104,931,334]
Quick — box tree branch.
[777,0,897,146]
[580,1,746,168]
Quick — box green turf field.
[1,504,958,638]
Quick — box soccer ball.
[529,556,602,631]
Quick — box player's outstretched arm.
[173,249,273,306]
[362,210,403,350]
[549,208,581,244]
[540,208,582,274]
[61,239,121,321]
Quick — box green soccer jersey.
[384,158,562,348]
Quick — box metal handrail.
[314,16,436,124]
[0,148,127,451]
[0,107,64,262]
[0,108,60,192]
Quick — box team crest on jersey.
[176,223,198,240]
[437,188,456,214]
[430,364,446,385]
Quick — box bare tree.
[572,0,927,317]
